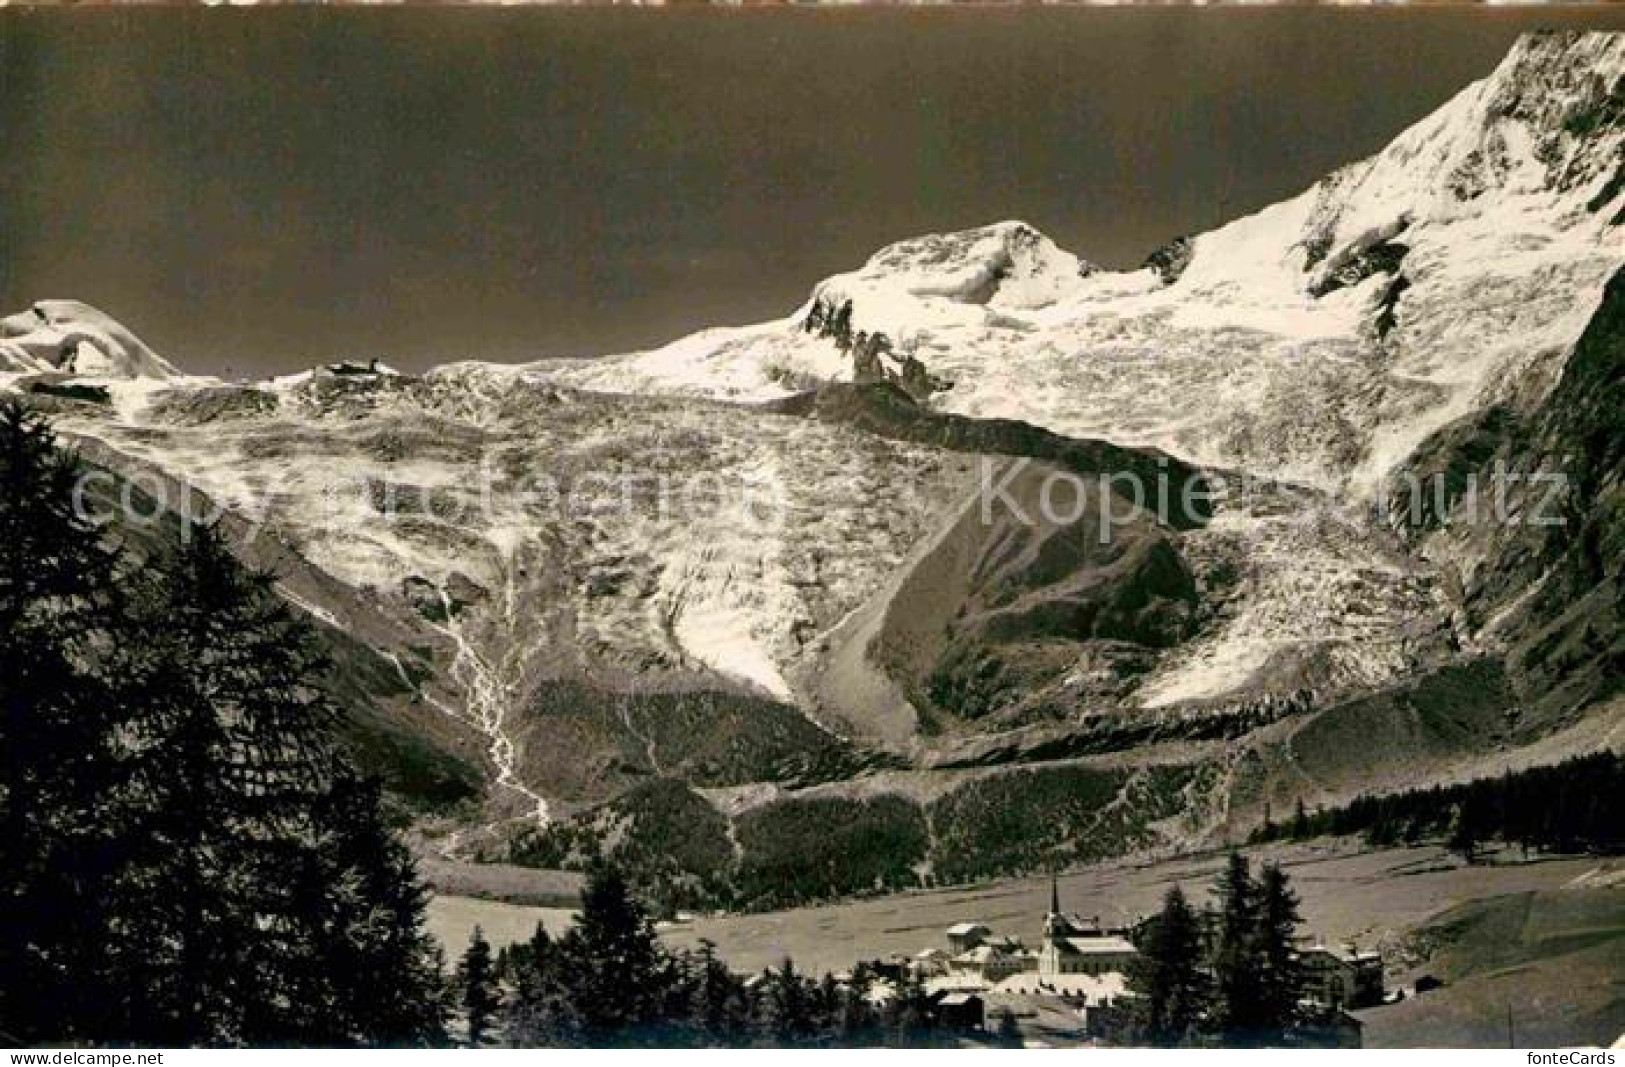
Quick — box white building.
[945,922,992,955]
[949,942,1030,984]
[1297,943,1383,1009]
[1037,878,1140,979]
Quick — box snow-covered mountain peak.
[811,219,1097,328]
[546,32,1624,495]
[0,300,179,381]
[1282,30,1624,274]
[1484,29,1625,141]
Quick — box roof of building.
[946,922,992,937]
[995,971,1127,1005]
[953,945,1012,965]
[937,993,983,1007]
[1302,944,1382,965]
[926,974,991,996]
[1056,936,1138,956]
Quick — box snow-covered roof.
[1057,936,1137,956]
[953,946,997,965]
[946,922,991,937]
[995,972,1127,1005]
[1302,944,1381,965]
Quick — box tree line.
[0,401,447,1046]
[455,864,1007,1049]
[1126,853,1340,1047]
[1250,752,1624,860]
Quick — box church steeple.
[1044,874,1067,940]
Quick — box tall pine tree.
[0,400,139,1042]
[1254,862,1304,1044]
[299,770,450,1046]
[1211,852,1267,1045]
[129,523,340,1044]
[1129,884,1209,1046]
[557,865,669,1044]
[1,405,453,1046]
[504,923,584,1047]
[459,927,500,1047]
[758,958,814,1046]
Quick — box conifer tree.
[758,959,814,1045]
[836,980,878,1047]
[132,523,341,1044]
[1211,852,1267,1045]
[0,405,455,1047]
[505,924,581,1047]
[1291,798,1310,839]
[884,970,939,1048]
[559,865,667,1042]
[1448,801,1481,864]
[1254,862,1304,1044]
[0,400,135,1042]
[813,973,843,1038]
[460,927,500,1047]
[687,939,750,1047]
[1129,884,1209,1046]
[302,770,450,1045]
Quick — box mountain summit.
[0,300,178,380]
[550,31,1625,493]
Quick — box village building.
[947,941,1032,984]
[1305,1010,1366,1050]
[997,969,1127,1008]
[910,877,1380,1048]
[931,991,986,1032]
[1297,943,1384,1009]
[945,922,992,955]
[1037,878,1140,979]
[924,878,1140,1007]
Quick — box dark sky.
[4,7,1625,377]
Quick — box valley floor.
[426,841,1624,1048]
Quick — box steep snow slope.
[545,33,1625,496]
